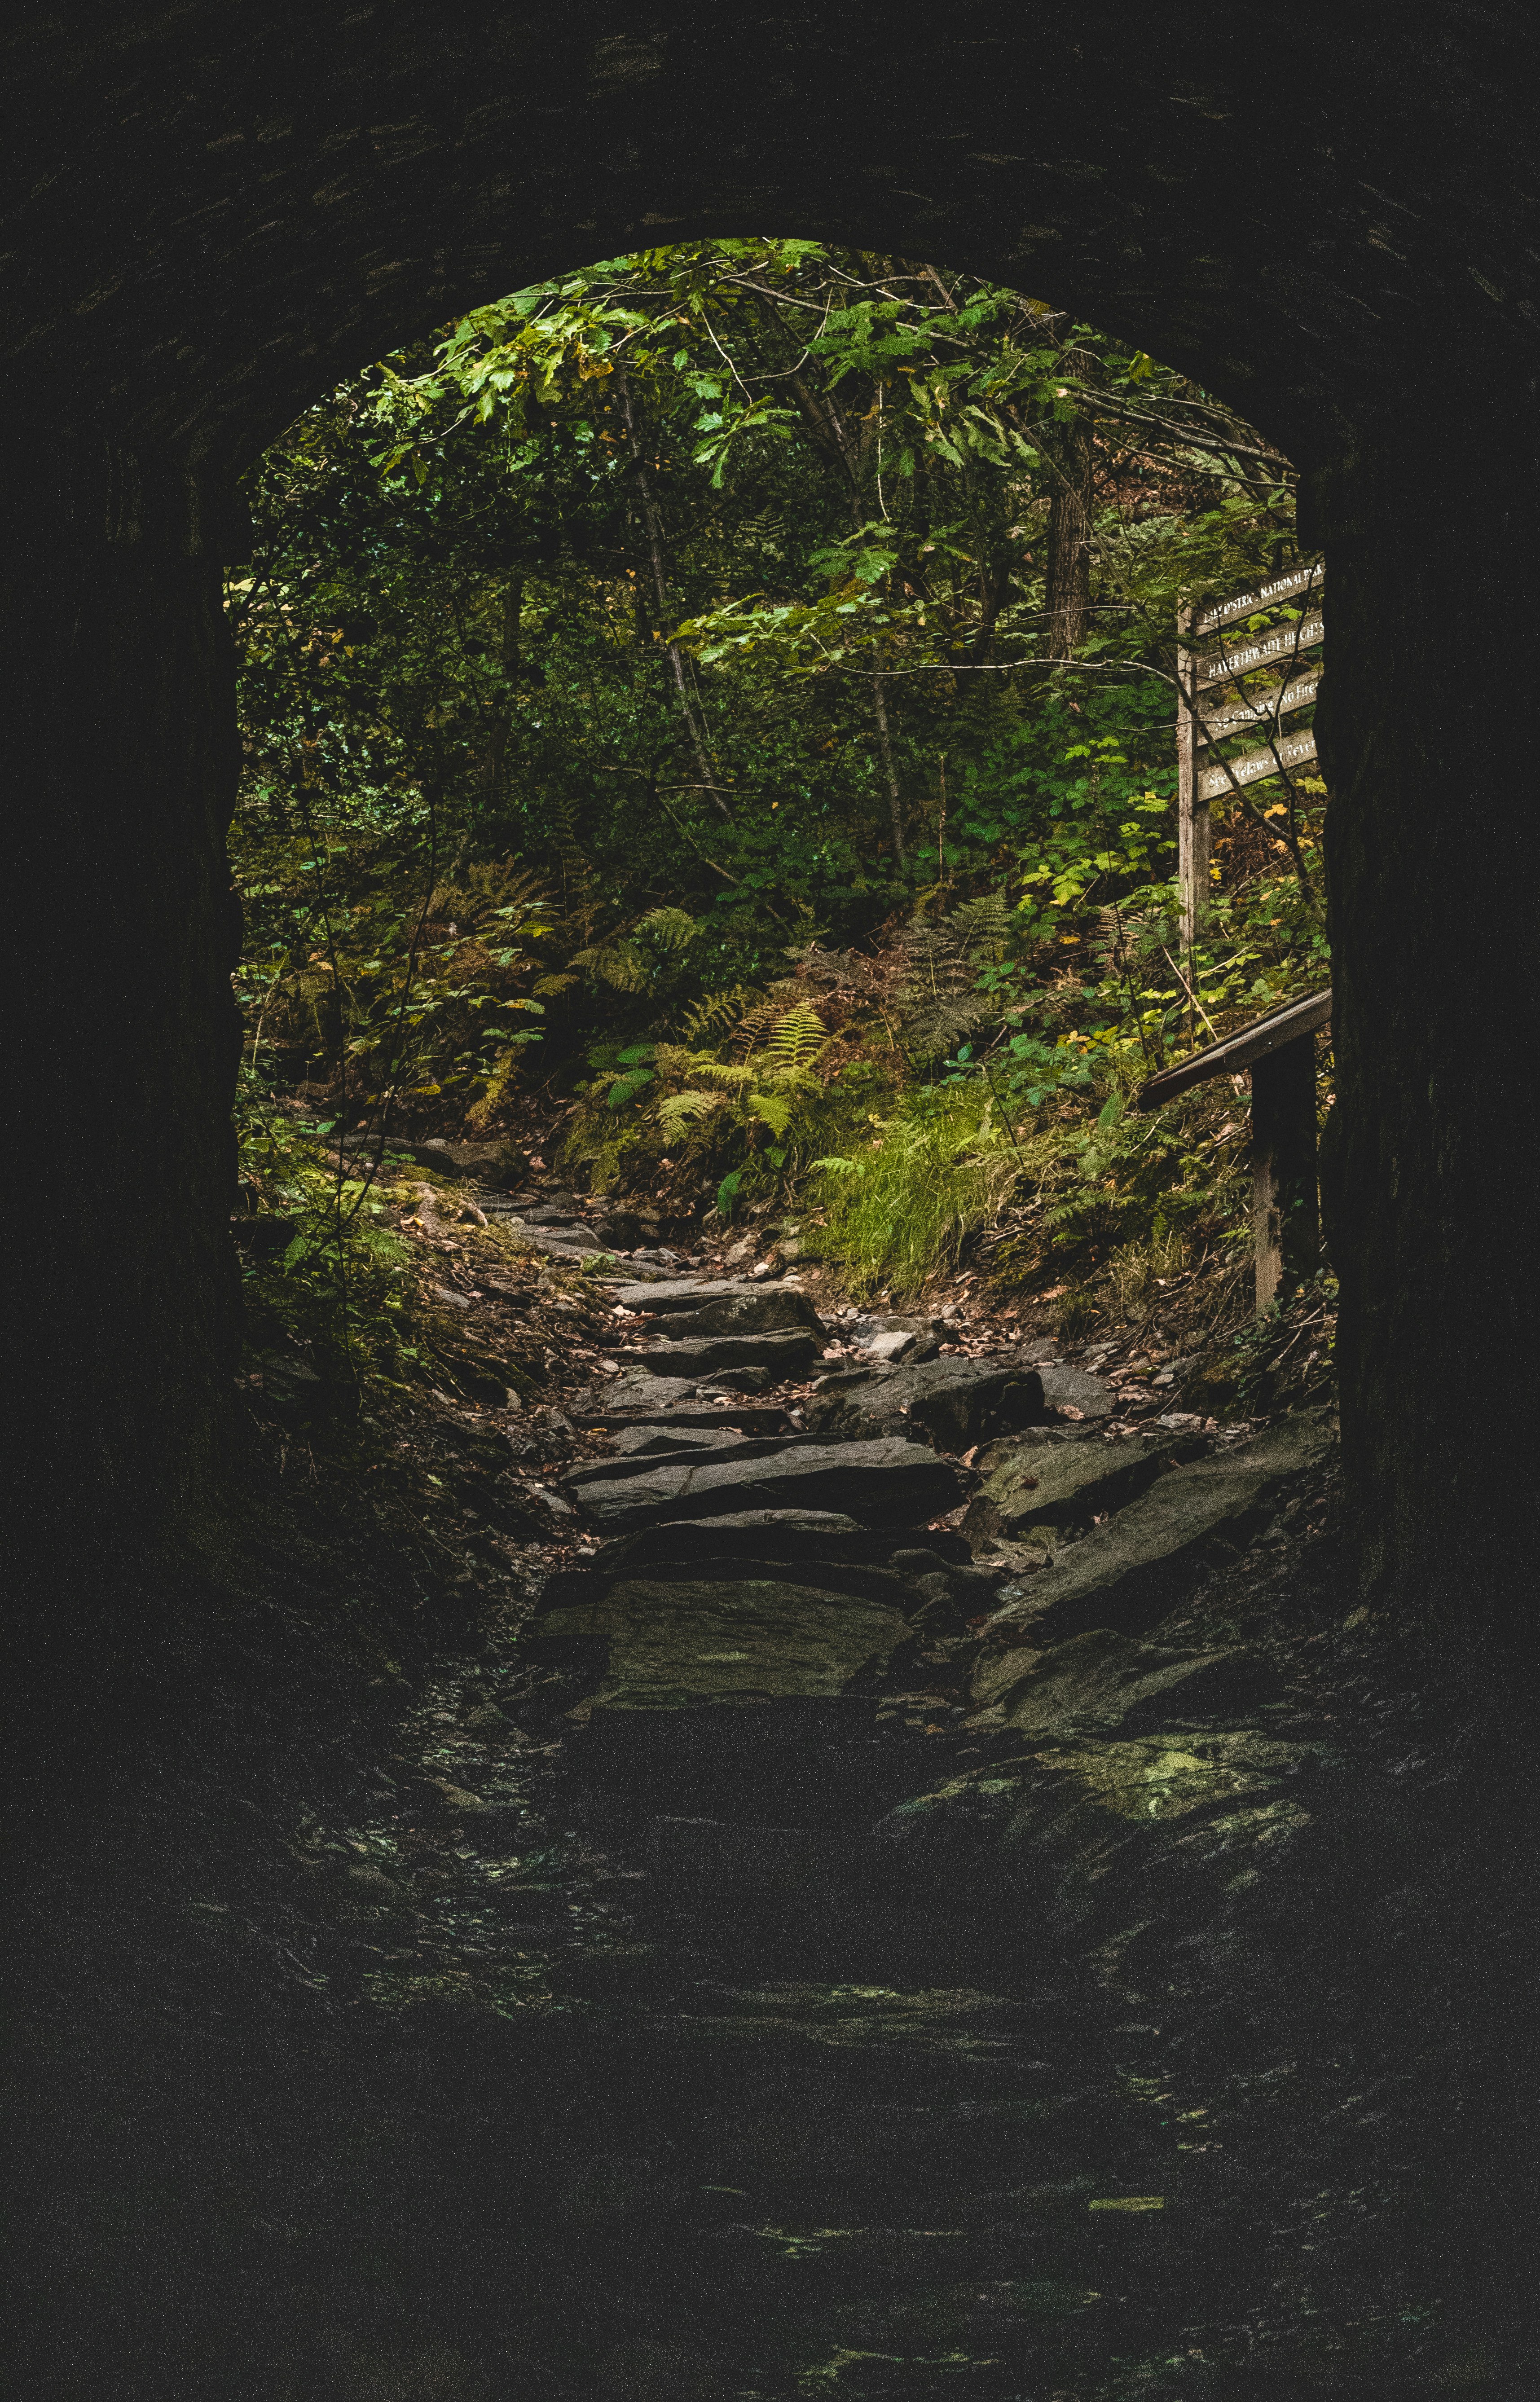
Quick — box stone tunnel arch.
[4,5,1536,1659]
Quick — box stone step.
[805,1352,1048,1450]
[610,1276,755,1312]
[535,1575,916,1808]
[581,1510,977,1575]
[564,1432,823,1489]
[562,1434,968,1535]
[617,1327,822,1380]
[629,1286,825,1342]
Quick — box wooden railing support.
[1250,1036,1320,1309]
[1137,987,1330,1314]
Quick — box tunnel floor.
[7,1186,1534,2401]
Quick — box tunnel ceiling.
[4,2,1538,475]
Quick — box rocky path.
[228,1164,1515,2400]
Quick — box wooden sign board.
[1199,611,1324,686]
[1194,563,1322,638]
[1196,669,1320,745]
[1198,727,1317,804]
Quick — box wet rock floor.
[9,1183,1535,2400]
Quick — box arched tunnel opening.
[4,12,1539,2398]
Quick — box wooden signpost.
[1164,564,1329,1311]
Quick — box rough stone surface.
[619,1328,820,1380]
[964,1433,1192,1547]
[537,1575,911,1710]
[565,1432,817,1488]
[1037,1365,1116,1421]
[581,1512,975,1575]
[969,1627,1285,1732]
[804,1354,1047,1450]
[636,1288,824,1342]
[610,1279,749,1314]
[980,1417,1337,1649]
[562,1438,968,1535]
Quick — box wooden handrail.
[1135,987,1332,1113]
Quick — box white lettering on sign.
[1198,728,1318,803]
[1194,563,1322,637]
[1201,613,1324,685]
[1195,670,1320,743]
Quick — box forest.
[229,239,1332,1412]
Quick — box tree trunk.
[1,433,244,1632]
[1044,348,1096,661]
[616,368,722,815]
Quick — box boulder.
[804,1353,1046,1451]
[979,1415,1336,1650]
[561,1436,968,1535]
[969,1626,1284,1733]
[618,1328,821,1380]
[963,1432,1195,1547]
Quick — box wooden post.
[1176,603,1209,949]
[1250,1035,1320,1311]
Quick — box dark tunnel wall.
[2,4,1536,1653]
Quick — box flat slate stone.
[607,1424,762,1457]
[618,1328,821,1379]
[638,1287,825,1342]
[563,1437,968,1535]
[611,1277,750,1313]
[565,1432,818,1488]
[539,1575,911,1707]
[572,1405,794,1435]
[582,1374,700,1413]
[963,1432,1194,1547]
[536,1578,914,1805]
[969,1626,1284,1731]
[804,1353,1046,1451]
[978,1415,1335,1650]
[1038,1364,1115,1421]
[583,1510,975,1575]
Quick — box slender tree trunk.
[1044,346,1096,661]
[616,367,724,816]
[485,569,524,813]
[871,671,906,864]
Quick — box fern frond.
[746,1089,795,1137]
[635,904,699,949]
[570,941,647,993]
[679,984,762,1044]
[657,1088,730,1135]
[763,1001,827,1070]
[690,1059,756,1087]
[532,972,578,998]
